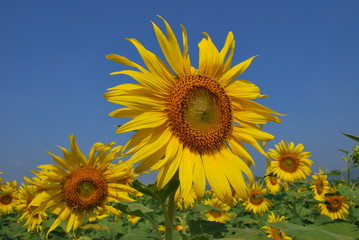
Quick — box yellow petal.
[117,111,167,133]
[219,56,257,87]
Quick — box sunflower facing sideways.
[29,135,138,238]
[17,183,47,232]
[267,140,313,183]
[104,16,283,205]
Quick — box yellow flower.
[158,224,166,231]
[264,168,281,194]
[176,184,197,209]
[0,180,18,215]
[203,197,232,223]
[243,182,272,215]
[174,224,187,232]
[29,135,138,237]
[310,169,330,201]
[127,215,141,224]
[17,183,47,232]
[318,195,349,220]
[104,16,282,205]
[262,212,292,240]
[267,141,313,183]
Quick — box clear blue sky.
[1,1,359,184]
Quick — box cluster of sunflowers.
[1,17,358,239]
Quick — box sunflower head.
[264,170,281,194]
[262,212,292,240]
[267,140,313,183]
[0,181,18,215]
[203,197,232,223]
[17,183,47,232]
[310,169,330,201]
[243,182,272,215]
[29,135,138,237]
[105,16,283,205]
[318,195,349,220]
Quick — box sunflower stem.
[164,190,176,240]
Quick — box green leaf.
[116,201,155,224]
[342,132,359,143]
[189,220,227,238]
[268,221,359,240]
[324,170,342,176]
[223,228,267,240]
[338,148,350,155]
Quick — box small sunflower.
[203,197,232,223]
[176,184,197,210]
[264,168,281,194]
[243,182,271,215]
[17,183,47,232]
[105,16,283,205]
[267,140,313,183]
[318,195,349,220]
[310,169,330,201]
[0,180,18,215]
[127,215,141,224]
[29,135,138,237]
[262,212,292,240]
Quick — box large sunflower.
[243,182,272,215]
[267,140,313,183]
[29,135,138,237]
[310,169,330,201]
[105,16,282,205]
[0,180,18,215]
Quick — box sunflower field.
[1,17,359,240]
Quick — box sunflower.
[176,184,197,210]
[127,215,142,224]
[243,182,271,215]
[105,16,282,205]
[0,180,18,215]
[267,140,313,183]
[17,183,47,232]
[310,169,330,201]
[262,212,292,240]
[29,135,138,237]
[203,197,232,223]
[318,195,349,220]
[264,167,281,194]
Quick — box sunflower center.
[168,75,232,153]
[327,196,343,212]
[316,179,324,194]
[269,176,278,185]
[279,154,299,173]
[0,194,12,205]
[249,191,264,205]
[63,167,108,211]
[209,209,223,218]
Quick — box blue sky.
[1,1,359,184]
